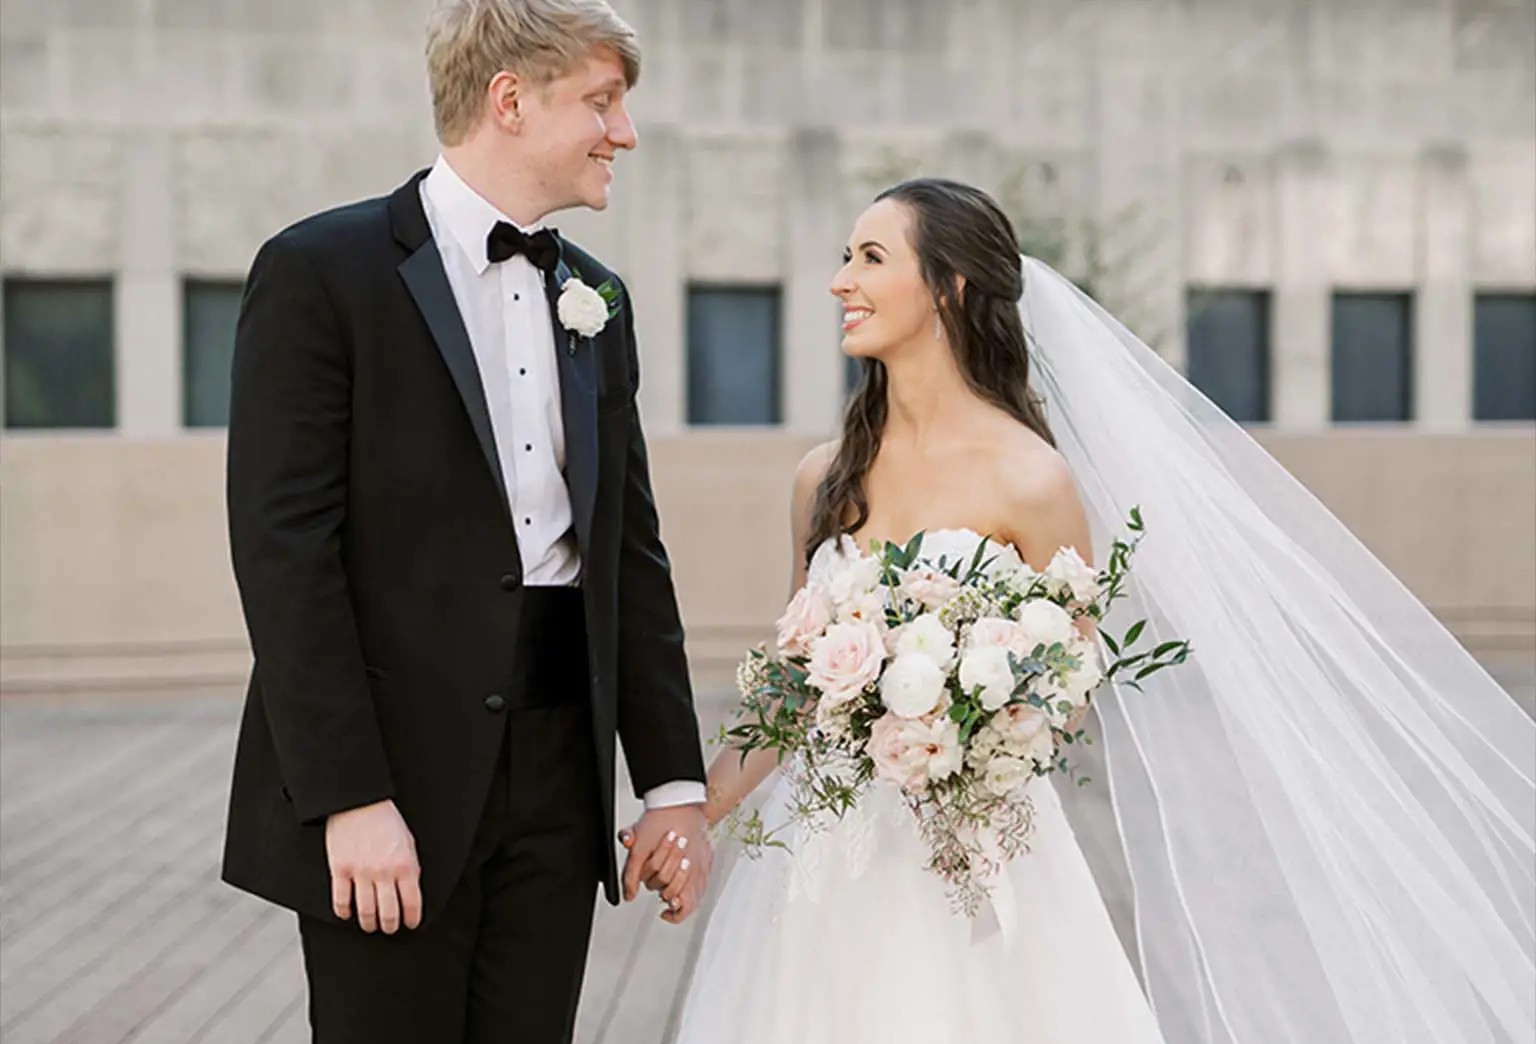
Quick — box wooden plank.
[1,727,229,889]
[1,753,230,938]
[121,908,296,1043]
[54,890,273,1042]
[2,877,241,1043]
[0,720,206,852]
[0,784,228,964]
[252,993,308,1044]
[184,934,305,1044]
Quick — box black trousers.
[299,587,605,1043]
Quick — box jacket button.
[484,693,506,713]
[500,573,518,591]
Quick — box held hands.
[325,799,423,934]
[618,804,713,925]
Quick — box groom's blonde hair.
[426,0,640,146]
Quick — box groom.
[220,1,710,1040]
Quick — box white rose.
[806,621,886,707]
[894,614,956,671]
[880,652,948,719]
[993,703,1057,767]
[1014,599,1076,653]
[1041,638,1104,713]
[959,644,1016,711]
[809,535,883,612]
[982,755,1034,798]
[806,535,855,587]
[979,541,1025,580]
[556,278,609,337]
[1044,546,1099,604]
[837,589,887,630]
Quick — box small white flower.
[880,652,948,719]
[982,755,1034,798]
[1044,546,1099,604]
[809,535,883,613]
[1040,637,1104,715]
[993,702,1053,762]
[557,278,610,338]
[959,644,1016,711]
[893,614,957,671]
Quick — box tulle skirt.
[673,772,1167,1043]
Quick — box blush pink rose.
[776,584,834,657]
[806,621,886,707]
[898,566,962,609]
[869,713,964,792]
[966,617,1019,651]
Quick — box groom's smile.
[519,44,637,213]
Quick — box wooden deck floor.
[2,663,1531,1042]
[0,694,730,1044]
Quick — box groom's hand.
[619,804,712,923]
[325,799,422,934]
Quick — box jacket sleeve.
[226,232,395,824]
[611,283,707,796]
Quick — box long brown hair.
[807,178,1055,560]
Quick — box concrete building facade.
[2,0,1533,691]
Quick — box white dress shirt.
[420,157,704,812]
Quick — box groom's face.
[516,45,637,212]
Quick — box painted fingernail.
[666,830,677,843]
[676,836,689,850]
[680,858,690,871]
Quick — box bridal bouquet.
[723,509,1191,915]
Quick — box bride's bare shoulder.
[983,423,1081,549]
[794,440,839,495]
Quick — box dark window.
[1473,294,1536,421]
[3,279,114,429]
[686,286,781,425]
[1186,290,1271,423]
[1332,293,1413,422]
[184,280,244,428]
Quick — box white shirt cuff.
[643,781,708,811]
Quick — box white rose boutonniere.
[557,274,621,339]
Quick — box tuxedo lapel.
[391,173,513,526]
[545,256,599,565]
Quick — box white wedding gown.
[674,529,1166,1044]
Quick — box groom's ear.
[486,70,526,132]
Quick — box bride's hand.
[618,805,714,923]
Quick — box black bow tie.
[486,221,560,273]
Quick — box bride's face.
[830,199,935,360]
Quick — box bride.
[661,179,1535,1043]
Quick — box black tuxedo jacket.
[221,170,705,925]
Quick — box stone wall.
[3,430,1532,693]
[2,0,1532,433]
[1,0,1533,690]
